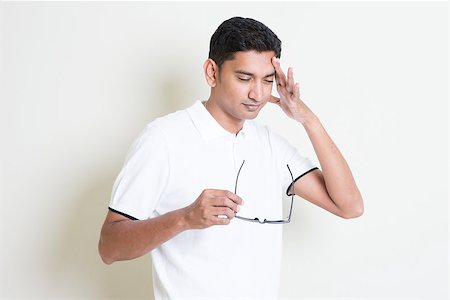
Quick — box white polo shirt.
[109,100,317,300]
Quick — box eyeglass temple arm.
[286,164,294,221]
[234,160,245,194]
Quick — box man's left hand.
[270,57,315,125]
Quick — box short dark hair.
[208,17,282,70]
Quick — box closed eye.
[238,78,273,83]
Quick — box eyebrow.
[235,70,276,78]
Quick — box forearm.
[303,113,364,215]
[99,208,188,264]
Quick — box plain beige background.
[0,1,448,299]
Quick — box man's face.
[213,50,276,121]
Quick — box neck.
[203,99,244,134]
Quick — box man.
[99,16,363,299]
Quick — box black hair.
[208,17,281,70]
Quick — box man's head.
[204,17,282,129]
[209,17,282,72]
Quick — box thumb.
[269,95,281,104]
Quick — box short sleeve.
[108,123,170,220]
[268,128,318,196]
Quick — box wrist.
[301,112,320,128]
[177,207,192,231]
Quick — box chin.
[245,112,259,120]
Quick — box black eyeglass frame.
[233,160,295,224]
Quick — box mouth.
[243,103,261,112]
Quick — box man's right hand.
[99,189,244,264]
[182,189,244,229]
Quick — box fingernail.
[237,206,241,212]
[241,200,245,205]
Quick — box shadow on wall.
[50,175,155,299]
[45,71,187,299]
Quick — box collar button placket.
[233,133,244,174]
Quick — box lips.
[243,103,261,111]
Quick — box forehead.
[222,50,276,76]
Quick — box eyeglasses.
[234,160,295,224]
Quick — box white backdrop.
[0,1,448,299]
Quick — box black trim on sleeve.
[286,167,319,196]
[108,207,139,220]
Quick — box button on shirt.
[109,100,317,300]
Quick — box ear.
[203,58,219,87]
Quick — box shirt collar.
[186,100,250,140]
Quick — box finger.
[212,207,236,220]
[271,57,287,88]
[293,82,300,99]
[224,190,244,205]
[287,68,295,94]
[212,196,239,213]
[269,95,280,104]
[211,211,231,225]
[216,217,231,225]
[207,189,243,205]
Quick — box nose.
[248,81,263,102]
